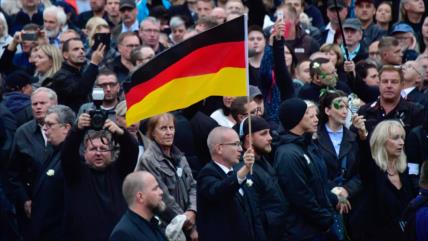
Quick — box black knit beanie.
[279,98,307,130]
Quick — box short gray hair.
[169,16,185,29]
[46,104,76,125]
[32,87,58,103]
[140,16,160,29]
[43,5,67,26]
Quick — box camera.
[88,88,115,130]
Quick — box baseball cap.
[391,23,414,34]
[120,0,136,10]
[343,18,362,31]
[327,0,345,9]
[249,85,263,99]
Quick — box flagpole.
[334,0,349,61]
[243,14,253,175]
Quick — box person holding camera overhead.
[60,112,139,241]
[48,37,105,113]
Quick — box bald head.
[207,126,230,154]
[122,171,152,207]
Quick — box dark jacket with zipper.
[273,131,334,240]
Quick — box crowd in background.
[1,0,428,240]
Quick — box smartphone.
[21,32,38,41]
[92,33,111,52]
[277,11,284,23]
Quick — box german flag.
[124,15,247,125]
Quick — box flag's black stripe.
[125,15,245,91]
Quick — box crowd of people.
[1,0,428,240]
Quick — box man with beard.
[43,6,67,48]
[110,171,168,241]
[111,0,138,42]
[77,69,120,119]
[298,58,350,103]
[239,117,290,240]
[50,37,105,112]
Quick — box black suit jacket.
[317,125,362,199]
[7,119,53,208]
[110,209,167,241]
[29,145,65,240]
[196,161,267,241]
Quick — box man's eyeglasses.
[97,82,118,88]
[141,29,160,34]
[43,122,63,129]
[220,141,242,148]
[88,147,113,153]
[123,44,140,49]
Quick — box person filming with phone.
[0,23,41,75]
[49,37,105,112]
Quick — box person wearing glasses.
[60,112,139,241]
[197,126,267,241]
[401,60,428,108]
[78,69,121,120]
[138,17,166,54]
[106,32,141,83]
[274,98,334,241]
[28,105,75,241]
[136,112,198,240]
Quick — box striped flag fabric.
[124,15,248,125]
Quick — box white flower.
[46,169,55,176]
[246,179,253,187]
[313,62,320,69]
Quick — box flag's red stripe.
[126,41,245,108]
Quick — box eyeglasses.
[141,29,160,34]
[43,122,63,129]
[403,64,424,77]
[97,82,118,88]
[220,141,242,148]
[122,44,140,49]
[87,147,112,153]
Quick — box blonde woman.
[35,44,63,87]
[363,120,416,240]
[0,12,13,56]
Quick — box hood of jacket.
[3,91,31,112]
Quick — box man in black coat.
[197,126,267,241]
[7,87,57,237]
[274,98,334,240]
[48,38,104,113]
[61,113,139,241]
[28,105,75,241]
[239,117,290,240]
[110,171,168,241]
